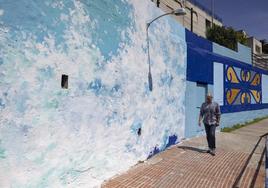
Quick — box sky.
[196,0,268,40]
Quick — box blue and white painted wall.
[1,0,268,187]
[0,1,186,187]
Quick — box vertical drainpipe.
[190,7,193,32]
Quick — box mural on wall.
[0,0,186,187]
[219,62,268,113]
[186,30,268,114]
[225,65,262,105]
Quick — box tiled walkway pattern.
[103,120,268,188]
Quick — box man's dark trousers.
[204,124,216,149]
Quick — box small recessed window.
[61,74,68,89]
[206,19,211,29]
[137,128,142,136]
[256,45,261,54]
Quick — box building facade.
[246,37,268,70]
[262,40,268,54]
[151,0,223,38]
[247,37,263,54]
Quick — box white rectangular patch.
[262,74,268,103]
[213,62,224,105]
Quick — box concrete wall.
[183,0,222,38]
[0,1,187,187]
[221,109,268,128]
[213,42,252,65]
[247,37,263,54]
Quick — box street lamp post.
[211,0,214,26]
[146,8,186,91]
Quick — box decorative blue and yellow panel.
[186,30,268,114]
[224,65,262,106]
[217,63,268,113]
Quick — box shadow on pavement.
[177,146,208,153]
[232,132,268,188]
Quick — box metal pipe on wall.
[211,0,214,26]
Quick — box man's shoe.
[210,149,216,156]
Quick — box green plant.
[206,25,247,51]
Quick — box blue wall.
[186,30,213,84]
[221,109,268,128]
[213,42,252,65]
[185,30,268,134]
[185,81,213,137]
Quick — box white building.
[246,37,263,54]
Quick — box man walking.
[198,93,221,156]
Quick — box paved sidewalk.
[102,119,268,188]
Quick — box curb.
[266,137,268,188]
